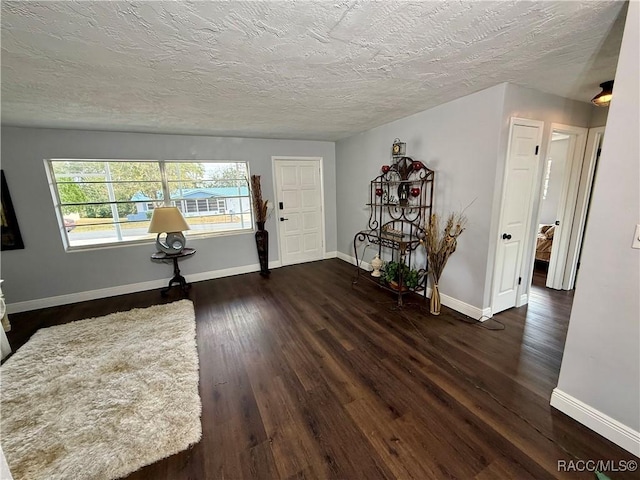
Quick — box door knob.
[280,217,288,221]
[502,233,512,240]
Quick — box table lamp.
[148,206,190,254]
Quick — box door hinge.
[597,147,602,158]
[518,277,522,285]
[535,145,539,155]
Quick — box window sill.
[64,228,255,253]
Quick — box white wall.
[539,137,570,225]
[552,0,640,454]
[336,84,506,312]
[0,447,13,480]
[589,104,609,127]
[336,81,601,314]
[0,127,336,307]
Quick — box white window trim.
[45,159,254,252]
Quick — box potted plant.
[382,260,420,290]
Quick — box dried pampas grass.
[422,211,467,283]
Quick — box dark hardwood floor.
[5,259,637,479]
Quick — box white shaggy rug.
[0,300,201,480]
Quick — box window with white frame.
[46,160,253,249]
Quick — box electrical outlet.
[632,224,640,249]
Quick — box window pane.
[164,163,206,182]
[52,161,107,177]
[166,162,247,186]
[60,201,150,221]
[185,212,252,233]
[103,161,161,182]
[58,182,110,205]
[112,181,164,204]
[167,182,249,200]
[66,221,155,247]
[66,223,119,247]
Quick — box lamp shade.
[148,207,190,233]
[591,80,614,107]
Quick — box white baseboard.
[324,250,338,259]
[436,289,486,321]
[7,279,166,314]
[6,261,279,314]
[336,251,352,263]
[336,255,486,321]
[479,307,493,321]
[550,388,640,456]
[337,251,371,271]
[12,253,489,322]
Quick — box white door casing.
[563,127,605,290]
[492,118,544,314]
[273,158,324,266]
[545,124,588,290]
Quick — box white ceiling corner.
[0,1,627,141]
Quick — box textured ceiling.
[0,1,627,141]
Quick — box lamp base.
[156,232,186,254]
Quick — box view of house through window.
[47,160,253,249]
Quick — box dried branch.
[421,211,467,284]
[250,175,269,223]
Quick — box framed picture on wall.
[1,170,25,250]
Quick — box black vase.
[255,221,270,277]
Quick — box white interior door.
[492,118,543,314]
[274,158,324,266]
[563,127,605,289]
[545,124,588,290]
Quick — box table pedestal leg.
[161,257,191,297]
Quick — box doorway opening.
[530,126,604,291]
[533,132,572,286]
[491,119,606,314]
